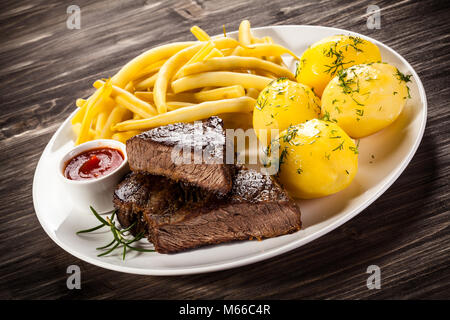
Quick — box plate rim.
[32,24,427,276]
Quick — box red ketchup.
[64,147,124,181]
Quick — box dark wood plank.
[0,0,449,299]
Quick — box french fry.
[72,98,90,124]
[76,80,113,145]
[112,41,196,87]
[94,112,108,138]
[234,43,299,60]
[171,71,272,93]
[114,96,153,119]
[100,105,132,139]
[154,37,239,114]
[72,123,96,140]
[94,97,115,136]
[111,130,141,144]
[113,96,256,131]
[190,25,210,41]
[193,85,245,101]
[94,80,157,117]
[177,56,295,79]
[238,20,252,46]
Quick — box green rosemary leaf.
[96,238,116,250]
[89,206,109,225]
[125,245,156,253]
[97,241,120,257]
[76,224,105,234]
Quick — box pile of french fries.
[72,20,297,145]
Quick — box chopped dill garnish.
[321,110,331,121]
[323,41,355,75]
[332,140,345,151]
[344,36,365,52]
[349,139,360,154]
[395,69,412,83]
[255,96,268,111]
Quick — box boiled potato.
[321,63,411,138]
[269,119,358,199]
[253,78,321,145]
[296,35,381,97]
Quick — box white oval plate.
[33,25,427,275]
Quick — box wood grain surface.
[0,0,449,300]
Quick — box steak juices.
[113,117,302,253]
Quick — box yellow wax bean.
[177,56,294,79]
[94,80,157,117]
[112,41,195,87]
[113,96,256,131]
[193,85,245,101]
[190,25,210,41]
[111,130,141,144]
[154,37,239,114]
[235,43,299,60]
[100,105,131,139]
[171,71,272,93]
[238,20,252,46]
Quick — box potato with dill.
[253,78,321,145]
[321,63,411,138]
[269,119,358,199]
[296,35,381,97]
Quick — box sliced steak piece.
[113,168,301,254]
[126,116,233,195]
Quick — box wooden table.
[1,0,449,299]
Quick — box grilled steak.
[126,116,233,195]
[113,168,301,253]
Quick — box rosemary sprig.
[77,206,154,259]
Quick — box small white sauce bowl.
[58,139,129,213]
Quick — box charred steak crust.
[113,168,301,254]
[126,116,233,195]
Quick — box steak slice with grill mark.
[126,116,233,195]
[113,168,302,254]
